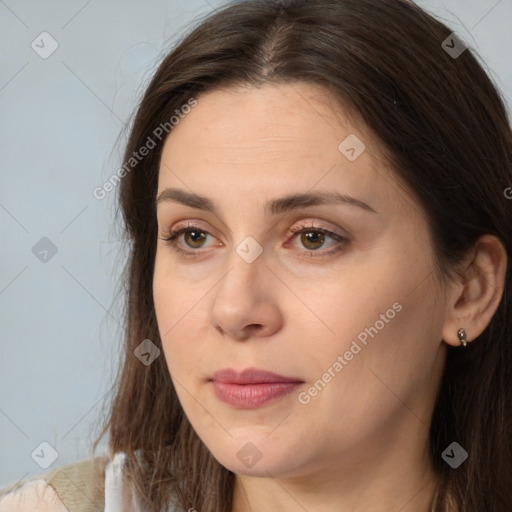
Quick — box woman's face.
[153,82,448,479]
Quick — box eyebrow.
[155,188,378,215]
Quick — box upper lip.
[211,367,304,384]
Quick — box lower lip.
[211,381,303,409]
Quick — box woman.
[1,0,510,511]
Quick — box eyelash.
[158,222,349,260]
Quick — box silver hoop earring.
[457,328,469,347]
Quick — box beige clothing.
[0,452,183,511]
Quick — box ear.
[442,234,508,347]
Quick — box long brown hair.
[92,1,512,510]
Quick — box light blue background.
[1,0,511,487]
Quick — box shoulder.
[0,454,109,512]
[0,479,69,512]
[0,452,186,512]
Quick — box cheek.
[153,263,210,381]
[300,283,443,449]
[152,252,200,334]
[153,262,185,373]
[309,242,441,384]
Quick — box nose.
[210,255,283,341]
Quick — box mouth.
[210,367,305,409]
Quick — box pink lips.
[210,367,304,409]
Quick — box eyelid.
[158,218,350,258]
[161,217,347,239]
[286,218,347,238]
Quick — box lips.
[211,367,304,385]
[210,367,305,408]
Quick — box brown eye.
[299,230,326,250]
[183,230,207,248]
[287,224,349,258]
[159,226,215,258]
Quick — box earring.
[457,328,469,347]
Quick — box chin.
[220,454,290,477]
[208,438,303,477]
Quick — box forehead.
[161,82,367,162]
[157,82,415,221]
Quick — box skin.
[152,82,507,512]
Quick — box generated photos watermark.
[298,301,403,405]
[93,97,198,200]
